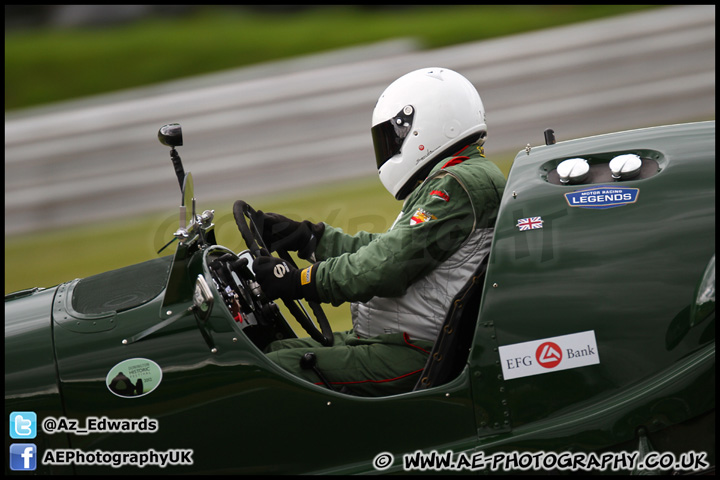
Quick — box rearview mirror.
[158,123,183,147]
[158,123,186,190]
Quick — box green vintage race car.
[5,121,714,474]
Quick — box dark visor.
[371,105,415,169]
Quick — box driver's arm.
[312,173,475,306]
[314,226,379,259]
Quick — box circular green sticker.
[106,358,162,398]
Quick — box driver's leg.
[264,331,352,353]
[265,332,432,396]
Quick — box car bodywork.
[5,121,714,474]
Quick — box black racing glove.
[251,211,325,261]
[253,256,321,302]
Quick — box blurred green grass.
[5,5,658,111]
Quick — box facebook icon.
[10,443,37,471]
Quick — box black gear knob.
[299,352,335,391]
[300,352,317,370]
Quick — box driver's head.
[371,68,487,200]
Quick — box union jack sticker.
[517,216,543,231]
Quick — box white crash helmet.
[371,67,487,199]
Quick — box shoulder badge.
[429,189,450,202]
[410,208,436,226]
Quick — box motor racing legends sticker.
[106,358,163,398]
[564,186,639,209]
[499,331,599,380]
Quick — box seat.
[414,256,489,390]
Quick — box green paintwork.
[5,122,714,474]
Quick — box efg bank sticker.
[498,331,599,380]
[106,358,163,398]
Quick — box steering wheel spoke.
[233,200,334,346]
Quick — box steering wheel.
[233,200,334,347]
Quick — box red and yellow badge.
[410,208,436,226]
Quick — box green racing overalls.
[266,144,505,396]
